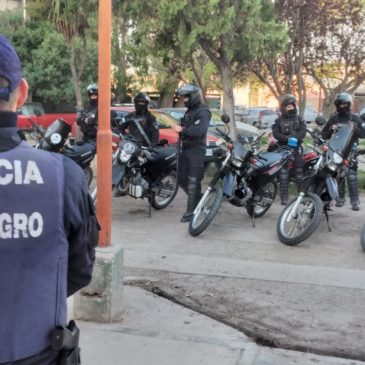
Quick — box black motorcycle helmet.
[134,92,150,115]
[87,83,98,105]
[280,94,297,118]
[176,84,202,109]
[334,92,352,116]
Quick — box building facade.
[0,0,22,11]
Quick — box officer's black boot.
[348,169,360,211]
[295,167,304,194]
[279,169,289,205]
[336,176,346,207]
[181,176,201,222]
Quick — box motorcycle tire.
[246,181,277,218]
[151,171,178,210]
[277,192,323,246]
[360,224,365,253]
[83,166,93,187]
[189,186,224,237]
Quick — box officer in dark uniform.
[272,94,307,205]
[0,35,98,365]
[172,84,211,222]
[321,92,364,211]
[119,92,159,146]
[76,83,99,142]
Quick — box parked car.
[301,106,321,123]
[239,107,277,129]
[111,106,226,164]
[161,107,256,137]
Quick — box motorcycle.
[277,123,364,246]
[188,123,293,237]
[31,118,96,187]
[91,124,178,217]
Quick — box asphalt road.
[109,185,365,362]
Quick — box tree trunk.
[322,93,337,119]
[220,65,236,140]
[69,39,83,108]
[159,76,179,108]
[297,73,306,119]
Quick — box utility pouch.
[51,320,81,365]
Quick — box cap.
[0,35,22,101]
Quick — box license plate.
[206,149,213,156]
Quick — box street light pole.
[97,0,112,247]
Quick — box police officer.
[322,92,364,211]
[272,94,307,205]
[119,92,159,146]
[76,83,99,142]
[0,35,98,365]
[172,84,211,222]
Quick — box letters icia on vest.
[0,159,44,185]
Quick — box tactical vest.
[0,142,68,362]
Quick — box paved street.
[74,185,365,363]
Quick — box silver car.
[239,107,277,129]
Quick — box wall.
[0,0,22,11]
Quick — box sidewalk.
[70,286,365,365]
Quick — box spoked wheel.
[83,166,93,187]
[246,181,277,218]
[360,224,365,253]
[151,171,178,210]
[277,192,323,246]
[189,186,224,237]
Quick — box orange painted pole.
[97,0,112,247]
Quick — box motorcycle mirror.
[221,113,230,124]
[315,116,326,126]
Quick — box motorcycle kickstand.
[251,214,256,228]
[324,206,331,232]
[148,195,152,218]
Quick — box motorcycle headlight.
[332,152,343,164]
[326,161,338,172]
[231,158,243,168]
[215,138,225,147]
[119,149,132,162]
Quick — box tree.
[157,0,286,135]
[304,0,365,117]
[251,0,320,116]
[49,0,98,107]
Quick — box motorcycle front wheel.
[246,181,277,218]
[189,186,224,237]
[151,171,178,210]
[277,192,323,246]
[360,224,365,253]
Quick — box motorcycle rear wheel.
[151,171,178,210]
[360,224,365,253]
[246,181,277,218]
[189,186,224,237]
[277,192,323,246]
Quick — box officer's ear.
[15,79,28,109]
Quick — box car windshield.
[151,111,177,128]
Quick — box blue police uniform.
[0,112,98,365]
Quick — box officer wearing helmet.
[272,94,307,205]
[76,83,99,142]
[172,83,211,222]
[321,92,365,211]
[119,92,159,146]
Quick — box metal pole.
[97,0,112,247]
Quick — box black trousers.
[178,145,205,192]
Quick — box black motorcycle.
[188,125,293,237]
[34,118,96,187]
[277,123,364,245]
[91,125,178,216]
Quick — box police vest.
[0,142,68,362]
